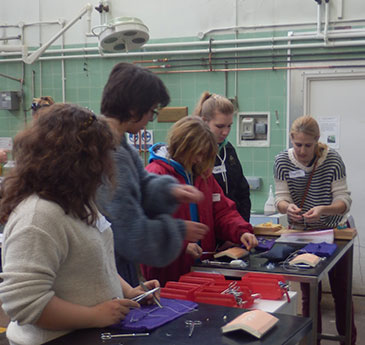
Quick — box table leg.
[309,281,318,345]
[344,244,354,345]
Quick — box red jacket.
[141,159,252,286]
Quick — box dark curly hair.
[101,62,170,122]
[0,103,116,225]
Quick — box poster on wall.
[318,117,340,149]
[0,137,13,150]
[127,130,154,150]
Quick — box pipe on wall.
[22,3,93,64]
[2,37,365,64]
[2,26,365,60]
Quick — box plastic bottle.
[264,184,276,215]
[2,160,15,176]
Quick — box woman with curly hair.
[0,103,158,345]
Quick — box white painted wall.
[1,0,365,47]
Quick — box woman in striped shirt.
[274,115,356,344]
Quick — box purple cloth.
[299,242,337,257]
[254,237,276,251]
[112,298,198,332]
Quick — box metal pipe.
[0,72,22,82]
[0,45,24,52]
[317,1,322,36]
[3,28,365,59]
[31,70,36,99]
[61,20,66,102]
[0,36,21,41]
[286,32,293,149]
[22,3,93,64]
[2,38,365,64]
[337,0,343,19]
[324,1,330,42]
[136,50,365,65]
[153,63,365,75]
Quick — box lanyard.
[216,145,228,194]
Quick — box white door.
[305,74,365,294]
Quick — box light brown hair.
[167,116,217,176]
[193,91,234,121]
[290,115,327,157]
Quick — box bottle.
[264,185,276,215]
[2,160,15,176]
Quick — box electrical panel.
[0,91,20,110]
[237,112,270,147]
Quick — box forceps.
[140,281,163,308]
[100,332,150,340]
[185,320,202,337]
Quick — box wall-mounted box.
[237,112,270,147]
[0,91,20,110]
[246,176,262,190]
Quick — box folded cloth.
[260,243,298,262]
[299,242,337,257]
[254,237,276,251]
[112,298,198,332]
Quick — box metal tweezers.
[140,281,163,308]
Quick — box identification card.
[289,170,305,178]
[213,165,226,174]
[95,215,111,233]
[212,193,221,202]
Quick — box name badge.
[213,165,226,174]
[95,215,111,233]
[212,193,221,202]
[289,170,305,178]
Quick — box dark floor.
[0,293,363,344]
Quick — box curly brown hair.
[0,103,116,225]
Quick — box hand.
[171,184,204,204]
[186,243,203,259]
[240,233,258,251]
[90,298,139,327]
[184,220,208,242]
[127,280,161,305]
[0,150,8,164]
[286,203,303,222]
[302,206,323,222]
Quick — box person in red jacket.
[141,116,257,286]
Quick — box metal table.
[44,303,312,345]
[192,239,354,345]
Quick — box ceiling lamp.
[98,16,149,52]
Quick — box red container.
[193,284,255,308]
[182,271,226,281]
[194,291,238,308]
[161,281,201,301]
[241,273,287,300]
[178,275,216,286]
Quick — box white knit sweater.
[0,195,123,345]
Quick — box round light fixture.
[99,17,149,52]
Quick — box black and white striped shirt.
[274,147,351,230]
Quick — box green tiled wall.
[0,35,288,213]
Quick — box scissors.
[185,320,202,337]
